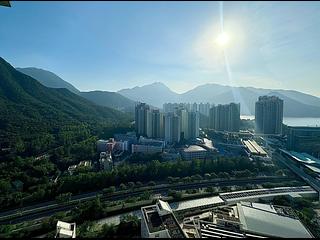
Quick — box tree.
[119,183,127,190]
[148,181,156,186]
[140,190,151,200]
[136,181,143,188]
[103,186,116,194]
[55,192,72,204]
[128,182,135,189]
[204,173,211,180]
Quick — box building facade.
[209,103,240,132]
[164,113,181,143]
[287,126,320,157]
[135,103,150,136]
[255,96,283,134]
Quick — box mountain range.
[16,68,136,113]
[15,66,320,117]
[118,82,320,117]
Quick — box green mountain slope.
[79,91,136,113]
[16,67,80,94]
[0,57,130,155]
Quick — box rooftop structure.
[219,186,317,204]
[141,199,186,238]
[172,196,224,212]
[55,221,76,238]
[180,145,207,161]
[280,149,320,165]
[242,139,267,156]
[188,201,313,238]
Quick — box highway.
[0,176,296,224]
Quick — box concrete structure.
[180,109,189,140]
[97,139,108,153]
[113,140,129,151]
[287,126,320,157]
[199,102,210,117]
[55,221,76,238]
[151,109,164,139]
[68,161,91,175]
[242,139,267,157]
[99,152,113,171]
[188,111,200,139]
[209,103,240,132]
[279,149,320,181]
[161,151,181,161]
[132,144,163,154]
[188,202,313,238]
[106,138,115,153]
[141,189,316,238]
[165,113,181,144]
[141,199,186,238]
[255,96,283,135]
[139,136,165,148]
[135,103,151,137]
[114,132,137,153]
[219,186,317,204]
[180,145,207,161]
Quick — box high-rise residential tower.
[151,109,164,139]
[255,96,283,134]
[188,111,200,139]
[164,113,181,143]
[135,103,150,136]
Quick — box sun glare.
[216,32,230,47]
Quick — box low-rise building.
[99,152,113,171]
[97,139,108,153]
[114,140,129,151]
[187,201,313,238]
[180,145,207,161]
[139,136,166,148]
[132,144,163,154]
[55,221,76,238]
[141,199,187,238]
[161,151,181,161]
[242,139,268,157]
[68,161,91,175]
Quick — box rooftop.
[141,200,186,238]
[171,196,224,212]
[219,186,316,202]
[242,140,267,156]
[191,201,313,238]
[182,145,207,153]
[238,202,313,238]
[280,149,320,165]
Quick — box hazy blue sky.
[1,1,320,96]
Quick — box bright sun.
[216,32,230,47]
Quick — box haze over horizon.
[1,1,320,97]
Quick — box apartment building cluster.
[208,103,241,132]
[135,103,201,144]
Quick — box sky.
[1,1,320,96]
